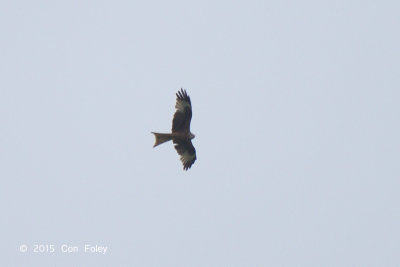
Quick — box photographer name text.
[19,244,108,255]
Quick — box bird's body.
[152,89,196,170]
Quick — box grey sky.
[1,0,399,266]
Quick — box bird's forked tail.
[151,132,173,147]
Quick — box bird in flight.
[152,89,196,170]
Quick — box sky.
[1,0,399,266]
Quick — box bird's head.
[189,132,195,139]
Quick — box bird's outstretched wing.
[172,89,192,133]
[173,139,196,170]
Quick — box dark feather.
[173,139,196,170]
[172,88,192,133]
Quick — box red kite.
[152,89,196,170]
